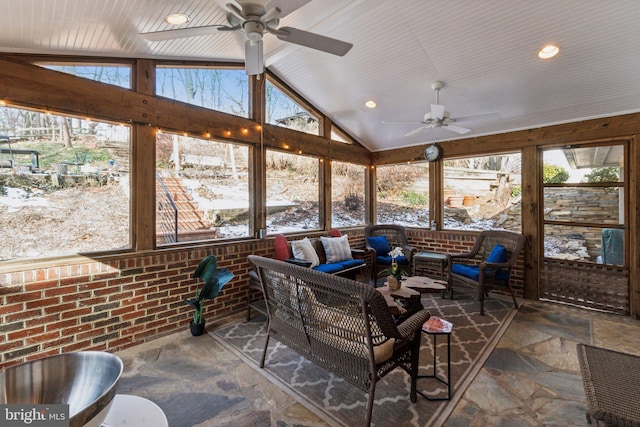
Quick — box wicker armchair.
[576,343,640,427]
[364,224,417,284]
[447,230,525,315]
[249,255,430,427]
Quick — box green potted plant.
[184,255,234,336]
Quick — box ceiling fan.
[140,0,353,76]
[384,81,472,136]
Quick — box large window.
[156,66,249,117]
[443,153,521,232]
[376,162,429,227]
[542,144,625,264]
[40,63,132,89]
[265,79,319,135]
[332,161,366,227]
[266,150,320,233]
[155,132,250,245]
[0,106,131,260]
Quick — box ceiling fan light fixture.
[364,100,377,109]
[165,13,190,25]
[538,45,559,59]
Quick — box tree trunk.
[61,117,73,148]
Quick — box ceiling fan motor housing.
[423,110,450,123]
[243,19,265,40]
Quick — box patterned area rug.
[211,287,517,427]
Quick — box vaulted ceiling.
[0,0,638,152]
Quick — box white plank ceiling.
[0,0,638,152]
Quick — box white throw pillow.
[290,237,320,267]
[321,235,353,263]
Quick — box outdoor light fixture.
[165,13,189,25]
[538,45,560,59]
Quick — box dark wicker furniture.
[364,224,417,284]
[248,255,430,427]
[247,232,371,320]
[576,343,640,427]
[447,230,525,315]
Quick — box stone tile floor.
[114,299,640,426]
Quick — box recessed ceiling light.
[538,45,560,59]
[364,100,377,109]
[165,13,190,25]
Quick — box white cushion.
[290,237,320,267]
[321,235,353,263]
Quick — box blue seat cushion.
[313,259,365,274]
[314,263,345,274]
[367,235,392,256]
[451,263,509,282]
[376,255,408,265]
[336,259,365,269]
[486,244,508,263]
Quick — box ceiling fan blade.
[446,124,471,134]
[141,25,223,42]
[226,2,248,21]
[404,126,427,137]
[265,0,311,18]
[431,104,445,120]
[454,111,501,122]
[245,39,264,75]
[274,27,353,56]
[382,120,422,124]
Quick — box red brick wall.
[0,230,367,368]
[0,228,524,368]
[0,240,267,368]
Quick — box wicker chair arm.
[395,309,430,340]
[351,248,366,257]
[588,410,640,427]
[448,252,475,261]
[479,261,510,269]
[402,244,417,259]
[285,258,313,268]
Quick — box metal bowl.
[0,351,123,427]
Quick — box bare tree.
[61,117,73,148]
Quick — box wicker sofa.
[248,255,430,427]
[247,231,371,320]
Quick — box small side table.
[417,316,453,401]
[413,251,448,281]
[103,394,169,427]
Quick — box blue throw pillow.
[367,235,391,256]
[486,244,508,263]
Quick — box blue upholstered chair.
[364,224,416,284]
[447,230,525,315]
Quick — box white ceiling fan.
[384,81,472,136]
[140,0,353,76]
